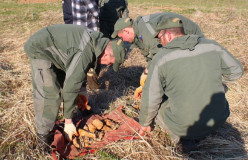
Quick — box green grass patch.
[0,1,61,34]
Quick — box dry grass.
[0,0,247,159]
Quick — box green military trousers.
[155,100,180,145]
[30,58,62,135]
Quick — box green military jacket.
[132,12,204,66]
[139,35,243,139]
[25,24,109,118]
[99,0,129,22]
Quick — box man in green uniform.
[138,17,244,152]
[99,0,129,38]
[24,24,126,149]
[112,12,204,65]
[111,12,204,98]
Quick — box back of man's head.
[100,39,127,72]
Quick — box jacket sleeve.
[139,55,165,126]
[219,44,244,82]
[62,49,93,119]
[145,39,160,67]
[137,16,160,66]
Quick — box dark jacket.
[62,0,73,24]
[99,0,129,22]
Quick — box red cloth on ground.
[51,106,141,160]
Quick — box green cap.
[111,18,133,38]
[155,17,183,37]
[112,39,127,72]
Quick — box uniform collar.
[165,35,200,50]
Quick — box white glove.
[64,122,77,141]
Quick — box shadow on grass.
[88,65,144,114]
[188,122,247,159]
[182,93,247,159]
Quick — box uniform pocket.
[31,59,53,99]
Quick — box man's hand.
[139,126,152,136]
[134,86,143,100]
[64,119,77,141]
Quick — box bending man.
[24,24,126,149]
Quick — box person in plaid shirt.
[72,0,99,31]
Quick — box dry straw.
[0,1,247,159]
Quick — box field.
[0,0,247,159]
